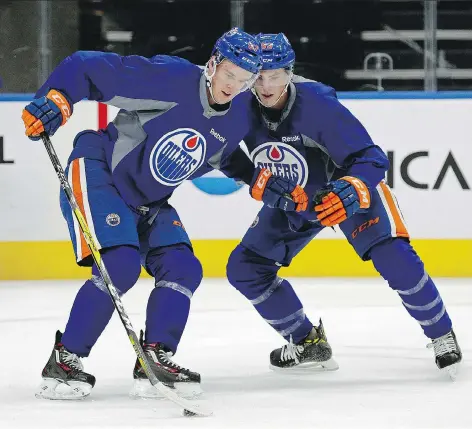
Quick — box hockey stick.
[40,132,211,417]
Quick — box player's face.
[210,59,256,104]
[253,69,291,108]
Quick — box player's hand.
[250,168,308,212]
[22,89,72,140]
[313,176,370,227]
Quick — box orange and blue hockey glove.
[313,176,371,227]
[22,89,72,140]
[250,168,308,212]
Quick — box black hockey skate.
[428,329,462,379]
[36,330,96,400]
[130,330,202,399]
[270,319,339,372]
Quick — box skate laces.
[427,332,457,357]
[157,349,190,372]
[60,349,83,371]
[145,343,189,373]
[280,336,304,363]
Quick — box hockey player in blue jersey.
[21,28,308,400]
[224,33,461,377]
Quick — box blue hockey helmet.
[211,27,263,75]
[255,33,295,70]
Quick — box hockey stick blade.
[40,132,212,417]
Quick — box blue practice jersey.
[223,76,389,219]
[35,51,255,209]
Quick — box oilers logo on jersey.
[250,142,308,187]
[149,128,207,186]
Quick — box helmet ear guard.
[204,56,217,82]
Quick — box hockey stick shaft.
[40,132,211,416]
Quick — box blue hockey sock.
[145,244,202,353]
[61,246,141,356]
[227,244,313,343]
[253,277,314,343]
[370,238,452,339]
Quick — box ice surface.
[0,277,470,428]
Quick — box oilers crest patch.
[149,128,206,186]
[250,142,308,187]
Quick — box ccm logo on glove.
[48,90,72,124]
[345,176,370,208]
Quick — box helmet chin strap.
[204,58,224,105]
[252,70,293,108]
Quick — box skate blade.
[270,357,339,373]
[35,378,93,400]
[129,378,203,400]
[444,363,460,381]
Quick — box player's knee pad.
[227,244,280,301]
[370,238,425,290]
[91,245,141,295]
[147,244,203,296]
